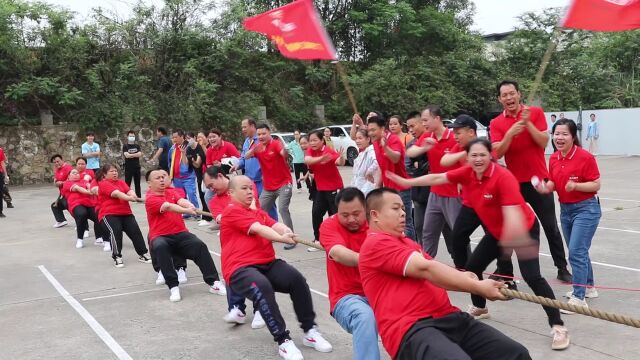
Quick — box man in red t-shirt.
[50,154,73,227]
[221,175,332,360]
[490,80,571,283]
[245,123,295,249]
[145,169,226,302]
[359,188,529,360]
[366,115,415,241]
[318,187,379,360]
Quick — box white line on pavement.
[310,289,329,298]
[600,197,640,203]
[82,282,205,301]
[597,226,640,235]
[38,265,133,360]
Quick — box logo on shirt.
[483,193,493,200]
[569,175,580,182]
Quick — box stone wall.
[0,124,158,185]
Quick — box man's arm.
[160,200,197,215]
[328,245,359,267]
[249,222,296,244]
[441,151,466,167]
[385,171,448,188]
[383,143,401,164]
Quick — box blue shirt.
[157,136,171,168]
[168,145,195,179]
[237,135,263,182]
[81,142,101,170]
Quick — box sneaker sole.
[138,259,151,264]
[209,288,226,296]
[472,313,491,320]
[302,339,332,353]
[169,297,181,302]
[251,323,266,329]
[552,340,571,350]
[223,316,247,324]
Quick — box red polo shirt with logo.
[549,145,600,204]
[206,141,240,168]
[306,146,344,191]
[208,182,261,219]
[254,139,292,191]
[416,129,460,197]
[373,132,409,191]
[145,187,189,242]
[62,180,95,214]
[97,179,133,220]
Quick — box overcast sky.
[43,0,571,35]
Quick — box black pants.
[2,183,12,206]
[149,237,187,273]
[103,214,148,259]
[0,173,4,213]
[466,222,563,327]
[151,232,219,289]
[124,166,142,198]
[451,205,481,269]
[293,163,310,190]
[397,312,531,360]
[312,190,338,240]
[230,260,316,344]
[195,170,211,221]
[496,183,568,276]
[73,206,103,240]
[51,195,68,222]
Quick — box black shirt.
[122,143,141,169]
[185,144,203,173]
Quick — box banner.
[562,0,640,31]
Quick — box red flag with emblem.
[562,0,640,31]
[242,0,337,60]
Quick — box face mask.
[188,139,196,146]
[128,136,135,142]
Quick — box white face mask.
[188,139,196,146]
[128,136,135,142]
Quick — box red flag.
[562,0,640,31]
[242,0,337,60]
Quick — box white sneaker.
[551,325,570,350]
[83,230,90,239]
[302,327,332,353]
[467,305,490,320]
[53,221,68,228]
[565,288,599,299]
[75,239,84,248]
[177,267,188,284]
[94,237,104,245]
[114,257,124,268]
[223,306,247,324]
[306,241,321,252]
[278,339,304,360]
[169,287,181,302]
[198,220,210,227]
[209,280,227,296]
[103,241,111,252]
[251,311,266,329]
[156,271,165,285]
[560,296,588,315]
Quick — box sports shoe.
[53,221,68,228]
[306,241,320,252]
[75,239,84,249]
[284,243,297,250]
[550,325,570,350]
[223,306,247,324]
[565,288,599,299]
[83,230,90,239]
[560,296,588,315]
[156,271,165,285]
[114,257,124,268]
[103,241,111,252]
[0,213,5,218]
[467,305,490,320]
[177,267,188,284]
[94,237,104,245]
[209,280,227,296]
[138,253,152,264]
[278,339,303,360]
[302,327,333,353]
[169,287,181,302]
[251,311,266,329]
[6,203,13,208]
[198,219,210,227]
[557,268,572,283]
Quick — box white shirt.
[351,145,379,195]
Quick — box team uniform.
[51,163,73,224]
[63,179,104,245]
[254,139,294,230]
[306,146,344,241]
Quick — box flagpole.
[526,26,562,105]
[335,61,359,115]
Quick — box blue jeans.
[560,197,601,300]
[255,180,279,221]
[173,176,199,213]
[399,190,416,241]
[332,295,380,360]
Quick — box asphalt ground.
[0,156,639,359]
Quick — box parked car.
[443,119,489,139]
[312,125,359,165]
[271,132,296,171]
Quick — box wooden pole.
[335,61,359,115]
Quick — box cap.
[450,114,477,131]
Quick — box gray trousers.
[422,193,462,258]
[259,183,294,231]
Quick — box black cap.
[450,114,477,131]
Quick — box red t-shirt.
[446,164,535,239]
[318,215,368,313]
[373,132,409,191]
[208,183,261,219]
[305,146,344,191]
[220,202,278,284]
[490,106,549,182]
[0,148,5,173]
[55,163,73,183]
[79,169,95,182]
[359,232,459,359]
[549,145,600,204]
[97,179,133,220]
[205,141,240,167]
[254,139,292,191]
[62,180,95,214]
[416,129,460,197]
[145,188,189,242]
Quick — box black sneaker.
[557,268,572,283]
[7,203,13,208]
[0,212,5,218]
[114,257,124,268]
[284,243,297,250]
[138,253,152,264]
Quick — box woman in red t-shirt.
[97,164,151,268]
[304,130,345,250]
[75,156,95,182]
[386,138,569,351]
[63,169,104,249]
[535,119,601,309]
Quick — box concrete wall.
[543,108,640,156]
[0,125,158,185]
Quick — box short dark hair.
[497,80,520,96]
[98,163,120,180]
[367,115,386,128]
[464,138,492,153]
[243,117,257,127]
[257,123,271,131]
[365,187,399,221]
[551,114,557,119]
[308,130,325,144]
[335,187,365,207]
[205,165,229,178]
[157,127,167,135]
[86,131,95,136]
[50,154,63,162]
[424,105,444,119]
[208,128,222,136]
[127,130,135,136]
[75,156,87,164]
[172,129,185,137]
[590,113,596,117]
[186,131,195,138]
[406,111,421,120]
[145,168,157,181]
[552,119,581,147]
